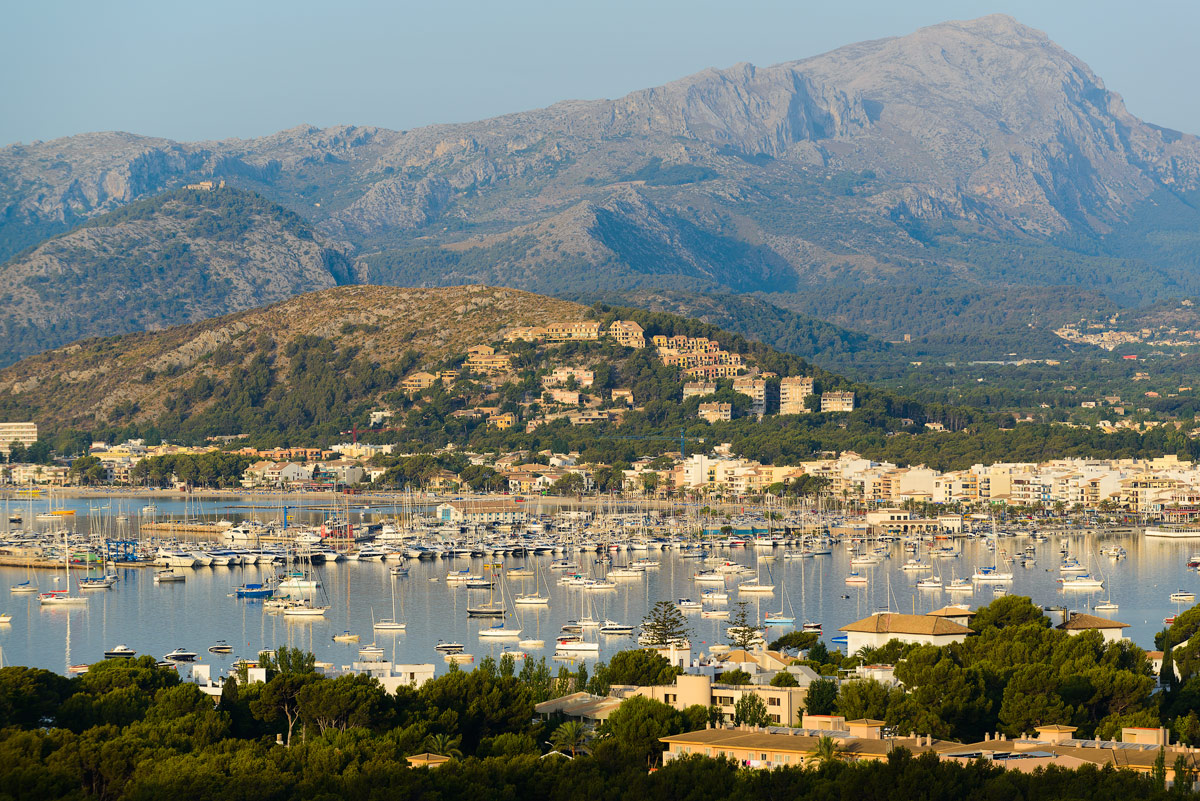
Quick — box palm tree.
[549,720,591,756]
[808,735,839,769]
[422,732,462,759]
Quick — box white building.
[839,612,973,654]
[437,500,527,525]
[0,422,37,455]
[1056,612,1130,643]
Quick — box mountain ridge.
[4,15,1200,360]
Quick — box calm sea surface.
[1,494,1197,673]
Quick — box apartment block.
[821,391,856,413]
[779,376,814,414]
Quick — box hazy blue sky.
[3,0,1197,145]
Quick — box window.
[777,754,788,764]
[706,748,712,756]
[770,715,781,723]
[767,697,781,706]
[761,753,768,761]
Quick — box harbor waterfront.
[1,492,1196,674]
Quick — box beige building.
[615,673,808,727]
[503,326,547,342]
[607,320,646,348]
[733,377,767,416]
[683,381,718,398]
[400,372,437,392]
[464,345,513,374]
[779,376,814,414]
[542,367,594,388]
[821,391,856,413]
[0,422,37,455]
[661,724,1199,780]
[699,402,732,423]
[546,321,601,341]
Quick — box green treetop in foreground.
[0,596,1195,800]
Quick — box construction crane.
[599,428,704,459]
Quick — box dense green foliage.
[812,597,1160,742]
[0,637,1187,801]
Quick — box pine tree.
[640,600,691,645]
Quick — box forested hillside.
[0,187,352,365]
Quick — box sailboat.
[467,564,507,617]
[374,573,407,631]
[39,532,87,606]
[479,570,521,637]
[514,559,550,605]
[738,555,775,594]
[763,565,796,625]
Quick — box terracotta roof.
[660,728,956,758]
[927,605,974,617]
[1057,613,1129,630]
[840,613,972,636]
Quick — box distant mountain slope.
[3,15,1200,355]
[0,285,589,432]
[565,289,890,364]
[0,187,352,365]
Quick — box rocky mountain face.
[0,187,351,365]
[3,15,1200,358]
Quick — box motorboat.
[676,598,702,611]
[801,622,822,634]
[1170,591,1196,603]
[358,644,385,660]
[208,641,233,654]
[333,631,360,642]
[154,570,185,583]
[599,620,634,635]
[479,624,522,638]
[104,644,137,659]
[163,648,198,663]
[434,641,465,653]
[844,572,868,585]
[555,635,600,653]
